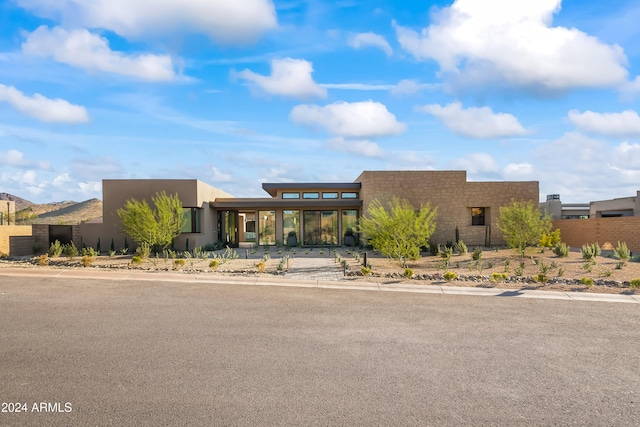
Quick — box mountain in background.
[0,192,34,211]
[0,193,103,224]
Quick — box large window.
[258,210,276,245]
[471,207,486,226]
[282,210,300,243]
[303,211,338,245]
[181,208,201,233]
[342,210,358,244]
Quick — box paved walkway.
[284,256,344,281]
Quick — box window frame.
[302,192,320,199]
[341,192,358,199]
[471,207,486,226]
[282,192,300,199]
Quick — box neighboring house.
[540,191,640,219]
[77,171,539,251]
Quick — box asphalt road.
[1,276,639,426]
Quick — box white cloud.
[52,173,72,188]
[23,26,177,82]
[0,149,50,170]
[503,162,534,178]
[325,137,384,158]
[211,167,233,182]
[568,109,640,137]
[233,58,327,99]
[290,100,405,138]
[16,0,277,45]
[394,0,629,91]
[320,83,394,91]
[0,83,89,123]
[390,79,435,95]
[417,102,528,139]
[612,142,640,169]
[450,152,500,174]
[348,32,392,56]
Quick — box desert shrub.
[173,259,186,269]
[581,242,601,262]
[63,242,78,259]
[440,246,453,264]
[487,261,494,268]
[514,265,524,276]
[209,259,220,270]
[361,266,371,276]
[471,247,483,261]
[582,262,593,272]
[443,271,457,281]
[533,273,548,283]
[108,250,116,257]
[557,267,565,277]
[539,229,561,249]
[120,248,129,255]
[81,256,95,267]
[255,260,266,273]
[491,272,507,283]
[48,240,63,257]
[538,260,550,274]
[403,268,414,279]
[581,277,594,287]
[82,247,98,257]
[135,242,151,259]
[130,255,142,265]
[553,242,569,258]
[455,240,467,255]
[37,254,49,266]
[600,269,613,277]
[503,259,510,272]
[614,241,630,265]
[630,279,640,290]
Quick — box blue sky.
[1,0,640,204]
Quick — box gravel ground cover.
[2,245,640,295]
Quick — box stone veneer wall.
[355,171,539,247]
[553,217,640,252]
[0,225,32,256]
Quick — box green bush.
[581,242,601,262]
[82,247,98,257]
[443,271,457,281]
[581,277,594,287]
[614,241,630,264]
[491,272,507,283]
[209,259,220,270]
[630,279,640,290]
[539,229,562,249]
[63,242,78,259]
[553,242,569,258]
[130,255,142,265]
[173,259,186,269]
[48,240,63,257]
[471,247,483,261]
[135,242,152,259]
[455,240,467,255]
[403,268,414,279]
[533,273,548,283]
[361,266,371,276]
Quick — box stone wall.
[0,225,33,256]
[553,217,640,252]
[355,171,539,247]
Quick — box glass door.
[218,210,239,247]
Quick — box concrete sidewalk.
[1,266,639,304]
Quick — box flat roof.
[261,182,361,197]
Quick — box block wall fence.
[553,217,640,252]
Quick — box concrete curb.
[0,267,639,304]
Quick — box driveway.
[1,276,639,426]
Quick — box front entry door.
[218,210,239,248]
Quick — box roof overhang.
[210,198,362,209]
[261,182,361,197]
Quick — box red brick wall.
[553,217,640,252]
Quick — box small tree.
[117,191,185,252]
[497,200,551,257]
[358,197,437,267]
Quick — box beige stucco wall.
[81,179,234,252]
[590,191,640,217]
[0,225,32,255]
[355,170,539,247]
